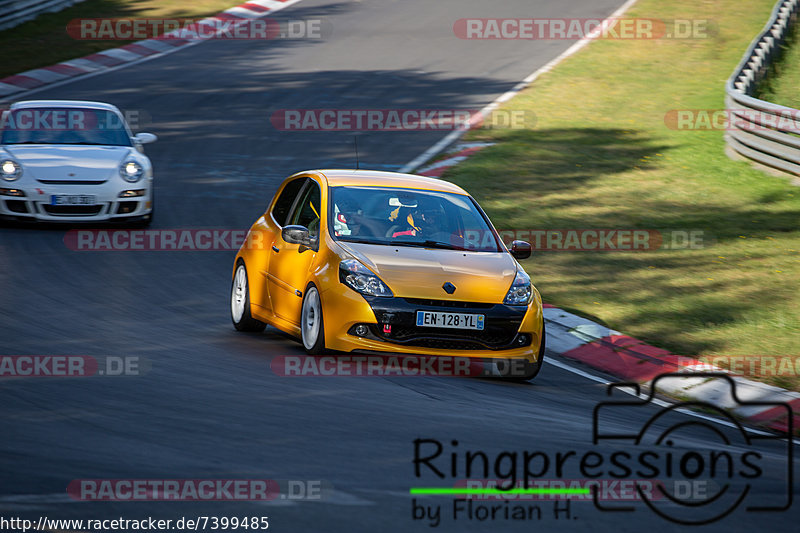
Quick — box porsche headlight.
[504,268,532,305]
[339,259,393,297]
[119,160,143,182]
[1,159,22,182]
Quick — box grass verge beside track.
[0,0,239,79]
[444,0,800,390]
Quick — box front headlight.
[119,160,144,182]
[1,159,22,182]
[503,268,532,305]
[339,259,393,297]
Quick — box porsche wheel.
[301,285,326,354]
[231,262,266,332]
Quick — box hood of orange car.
[337,242,518,303]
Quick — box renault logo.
[442,282,456,294]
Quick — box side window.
[271,178,306,226]
[289,181,322,239]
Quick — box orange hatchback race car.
[230,170,544,380]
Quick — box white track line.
[399,0,641,173]
[0,0,306,103]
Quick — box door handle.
[272,245,280,253]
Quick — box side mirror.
[510,240,532,260]
[282,225,311,246]
[133,132,157,144]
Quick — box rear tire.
[301,285,326,354]
[231,262,267,332]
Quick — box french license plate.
[51,195,96,205]
[416,311,485,330]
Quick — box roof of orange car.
[313,169,469,195]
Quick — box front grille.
[5,200,28,213]
[37,180,106,185]
[398,338,488,351]
[41,204,103,216]
[403,298,494,309]
[385,325,517,349]
[364,296,526,351]
[391,326,515,345]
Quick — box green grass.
[442,0,800,389]
[757,23,800,108]
[0,0,240,79]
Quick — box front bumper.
[324,289,543,361]
[0,180,152,222]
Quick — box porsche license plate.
[51,194,96,205]
[416,311,485,330]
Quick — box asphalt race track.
[1,1,797,532]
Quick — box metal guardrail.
[725,0,800,178]
[0,0,86,31]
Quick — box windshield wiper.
[340,237,386,246]
[392,240,466,251]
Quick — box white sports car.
[0,100,157,224]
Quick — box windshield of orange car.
[329,186,502,252]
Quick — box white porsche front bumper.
[0,178,153,222]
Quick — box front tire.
[500,323,545,381]
[231,262,266,332]
[301,285,326,354]
[519,323,546,381]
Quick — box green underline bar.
[409,487,590,496]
